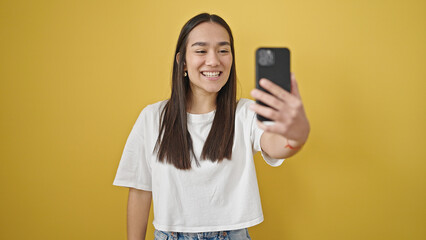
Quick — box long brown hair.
[154,13,237,170]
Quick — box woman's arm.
[127,188,152,240]
[260,131,308,159]
[250,74,310,159]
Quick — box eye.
[219,49,230,54]
[195,50,207,54]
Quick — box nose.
[205,51,220,66]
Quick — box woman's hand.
[250,73,310,148]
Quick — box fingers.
[256,120,288,136]
[258,78,294,102]
[250,87,287,110]
[252,77,300,109]
[249,102,290,122]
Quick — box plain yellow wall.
[1,0,425,239]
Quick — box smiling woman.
[112,12,310,240]
[159,14,238,170]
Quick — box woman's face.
[184,22,233,96]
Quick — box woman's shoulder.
[138,99,169,118]
[145,99,168,111]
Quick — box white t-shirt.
[113,98,284,232]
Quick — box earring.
[184,71,187,77]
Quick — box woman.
[113,13,310,240]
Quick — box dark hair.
[154,13,237,170]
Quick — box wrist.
[285,138,306,150]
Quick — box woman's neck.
[186,91,217,114]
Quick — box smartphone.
[255,47,291,122]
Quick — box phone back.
[255,47,291,121]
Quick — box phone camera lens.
[258,49,275,66]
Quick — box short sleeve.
[113,108,152,191]
[249,105,285,167]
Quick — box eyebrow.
[191,41,230,47]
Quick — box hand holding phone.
[251,47,310,150]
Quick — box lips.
[201,71,222,77]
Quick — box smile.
[201,71,222,77]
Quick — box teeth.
[202,71,220,77]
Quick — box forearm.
[127,188,152,240]
[260,132,307,159]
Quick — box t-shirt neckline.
[187,110,216,123]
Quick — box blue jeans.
[154,228,252,240]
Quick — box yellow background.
[1,0,425,239]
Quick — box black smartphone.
[255,47,291,122]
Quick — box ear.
[176,52,187,70]
[176,52,181,64]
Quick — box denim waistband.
[167,230,228,238]
[155,228,251,240]
[154,228,251,240]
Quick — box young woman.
[113,13,310,240]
